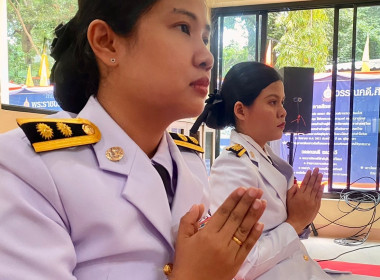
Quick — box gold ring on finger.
[232,236,243,246]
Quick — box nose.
[279,105,287,118]
[194,44,214,72]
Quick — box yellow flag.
[26,65,34,87]
[39,44,50,78]
[39,45,49,86]
[39,57,49,86]
[39,43,50,86]
[361,34,370,72]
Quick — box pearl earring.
[110,58,116,63]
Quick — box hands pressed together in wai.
[286,168,324,234]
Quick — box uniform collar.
[234,130,273,165]
[77,96,141,176]
[151,133,173,179]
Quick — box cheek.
[143,35,189,67]
[255,110,277,129]
[251,109,270,123]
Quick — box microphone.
[293,97,302,103]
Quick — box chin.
[275,133,283,140]
[269,133,283,142]
[184,101,205,118]
[170,107,203,123]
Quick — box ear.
[234,101,247,121]
[87,19,118,67]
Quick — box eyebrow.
[172,8,211,32]
[264,94,285,99]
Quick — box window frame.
[210,0,380,195]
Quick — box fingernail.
[255,222,264,231]
[248,188,257,197]
[252,199,261,210]
[189,205,196,212]
[237,187,246,196]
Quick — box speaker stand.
[287,133,318,237]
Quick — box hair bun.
[190,89,226,134]
[51,20,74,61]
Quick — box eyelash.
[177,24,209,46]
[269,100,285,105]
[179,24,190,35]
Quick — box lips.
[277,122,286,128]
[190,77,210,96]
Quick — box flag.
[265,40,273,67]
[39,43,50,78]
[39,58,49,86]
[39,42,50,86]
[361,34,370,72]
[25,65,34,87]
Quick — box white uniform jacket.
[0,97,209,280]
[209,130,332,280]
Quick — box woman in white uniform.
[192,61,331,279]
[0,2,266,280]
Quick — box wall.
[0,107,45,133]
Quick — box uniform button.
[303,255,309,261]
[105,147,124,162]
[82,124,95,135]
[163,263,173,276]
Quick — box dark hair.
[191,61,282,133]
[50,0,159,113]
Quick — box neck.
[235,126,266,149]
[97,94,172,158]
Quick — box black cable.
[317,211,380,230]
[316,244,380,262]
[315,183,380,246]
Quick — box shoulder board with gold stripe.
[169,132,204,153]
[17,118,101,153]
[226,143,246,157]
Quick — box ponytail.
[192,61,282,132]
[190,89,226,135]
[51,18,98,113]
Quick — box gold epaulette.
[169,132,204,153]
[226,143,246,157]
[17,118,101,153]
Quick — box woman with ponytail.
[0,2,266,279]
[193,61,331,279]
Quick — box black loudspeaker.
[279,67,314,134]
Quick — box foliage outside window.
[7,0,77,85]
[4,0,76,112]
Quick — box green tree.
[221,15,257,77]
[218,5,380,77]
[272,9,332,73]
[7,0,77,84]
[322,6,380,64]
[356,6,380,61]
[222,42,249,76]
